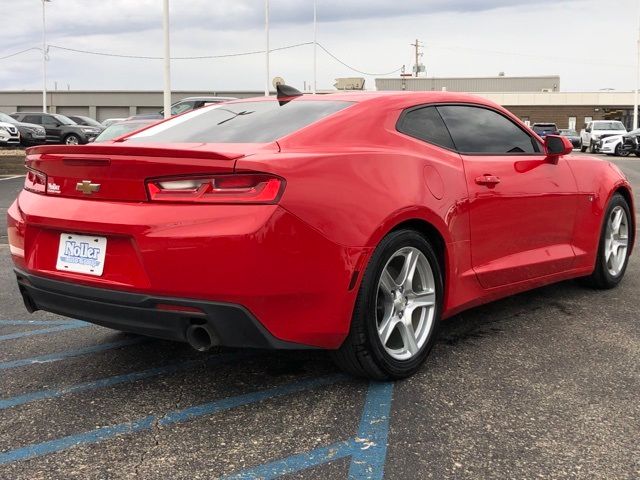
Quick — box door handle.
[475,174,501,186]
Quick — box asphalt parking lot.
[0,155,639,480]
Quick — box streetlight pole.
[313,0,317,94]
[41,0,50,113]
[635,28,640,130]
[162,0,171,119]
[265,0,270,96]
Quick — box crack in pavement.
[133,361,194,478]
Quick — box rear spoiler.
[25,144,244,161]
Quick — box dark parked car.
[67,115,106,133]
[94,119,157,142]
[621,128,640,156]
[0,112,46,146]
[532,123,559,138]
[130,96,236,120]
[558,129,582,149]
[10,112,102,145]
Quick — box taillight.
[24,168,47,194]
[146,174,285,204]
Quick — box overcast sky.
[0,0,638,92]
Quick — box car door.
[21,114,47,141]
[41,114,64,142]
[436,104,579,289]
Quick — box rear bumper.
[15,268,308,349]
[8,190,365,349]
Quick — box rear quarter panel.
[566,155,635,267]
[236,100,477,315]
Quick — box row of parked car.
[530,120,640,157]
[0,96,235,148]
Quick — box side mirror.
[545,135,573,158]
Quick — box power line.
[48,42,314,60]
[317,43,403,76]
[43,42,404,76]
[0,47,41,61]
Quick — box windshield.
[53,114,77,126]
[559,129,577,136]
[0,113,16,124]
[170,101,195,116]
[95,121,154,142]
[76,116,103,127]
[128,100,353,144]
[594,121,625,131]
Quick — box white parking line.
[0,175,24,181]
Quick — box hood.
[0,121,19,135]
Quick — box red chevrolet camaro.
[7,89,635,379]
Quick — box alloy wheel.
[65,135,79,145]
[604,206,629,277]
[375,247,436,361]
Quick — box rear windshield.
[127,100,353,144]
[532,124,557,131]
[593,121,625,131]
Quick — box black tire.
[615,144,630,157]
[63,134,80,145]
[582,193,632,289]
[580,143,587,153]
[330,230,443,380]
[589,140,597,153]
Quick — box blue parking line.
[222,381,395,480]
[0,375,344,466]
[0,352,250,410]
[0,337,148,371]
[0,320,80,326]
[223,441,355,480]
[0,322,91,341]
[348,382,394,480]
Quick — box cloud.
[0,0,636,94]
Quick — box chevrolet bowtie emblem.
[76,180,101,195]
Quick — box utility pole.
[410,39,424,78]
[313,0,317,94]
[162,0,171,119]
[635,9,640,130]
[41,0,51,113]
[265,0,270,97]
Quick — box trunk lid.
[25,142,278,202]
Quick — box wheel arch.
[364,209,452,301]
[613,185,636,255]
[388,218,447,286]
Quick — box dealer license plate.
[56,233,107,276]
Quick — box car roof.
[179,96,237,102]
[224,91,505,109]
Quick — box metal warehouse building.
[0,90,261,122]
[375,75,560,93]
[0,75,636,130]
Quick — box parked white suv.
[0,121,20,146]
[580,120,627,153]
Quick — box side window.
[41,115,57,125]
[437,105,538,154]
[397,106,455,150]
[23,115,42,124]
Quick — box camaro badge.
[76,180,101,195]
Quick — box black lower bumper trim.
[15,269,310,350]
